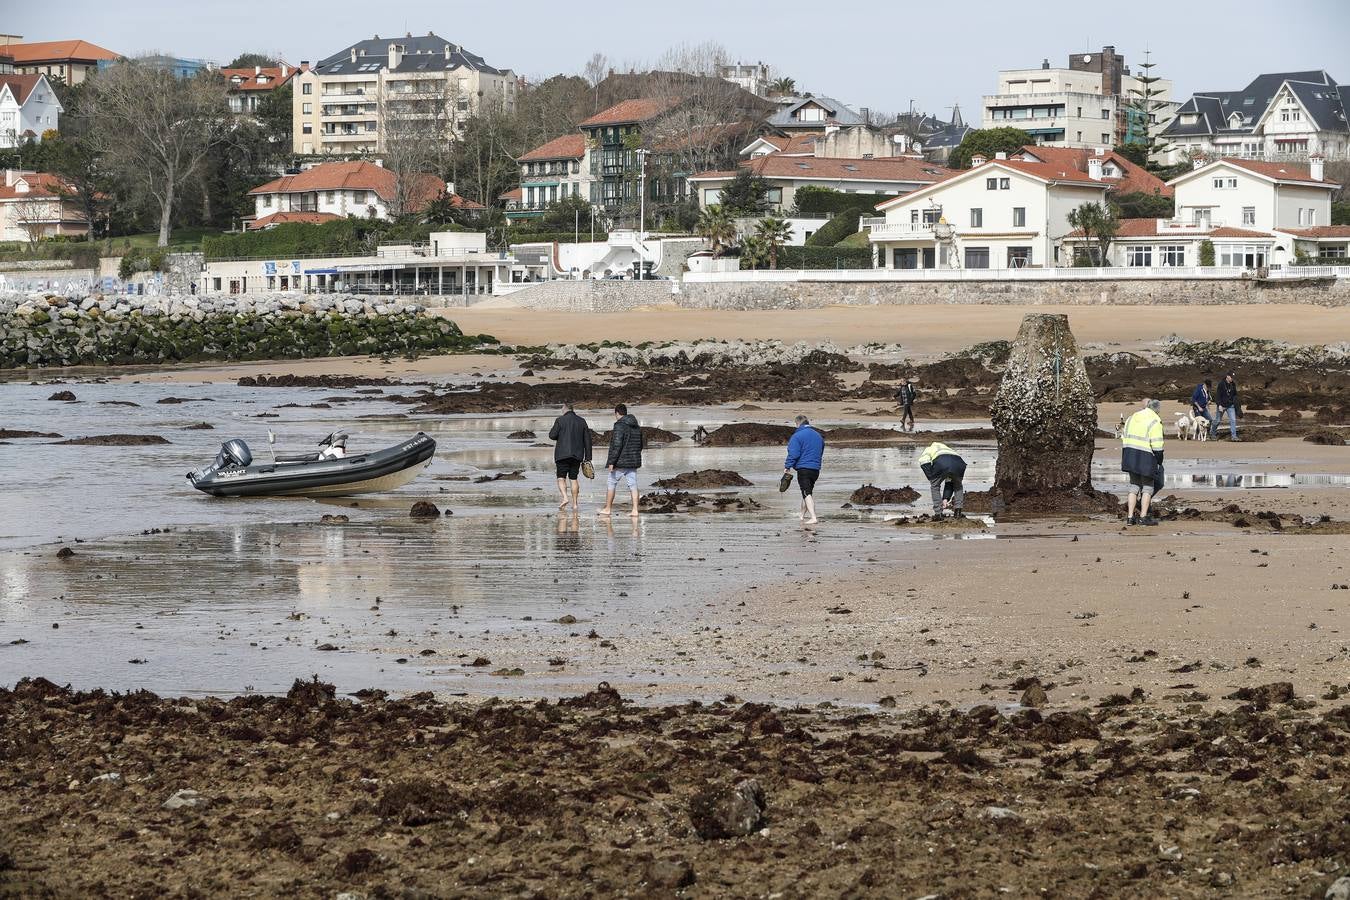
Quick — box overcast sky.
[10,0,1350,119]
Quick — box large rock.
[688,778,765,839]
[990,314,1096,498]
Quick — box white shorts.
[607,468,638,490]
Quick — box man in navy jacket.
[784,415,825,526]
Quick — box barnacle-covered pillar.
[990,314,1097,497]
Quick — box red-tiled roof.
[651,121,748,152]
[3,39,118,64]
[248,161,444,206]
[1220,158,1333,186]
[875,158,1111,211]
[579,98,678,127]
[0,74,44,105]
[444,193,485,210]
[1067,219,1273,239]
[0,172,72,200]
[498,187,523,201]
[248,211,340,230]
[220,66,294,92]
[519,133,586,161]
[1014,145,1172,196]
[692,154,953,184]
[1281,225,1350,238]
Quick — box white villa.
[0,73,61,148]
[864,153,1108,269]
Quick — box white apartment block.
[291,32,516,155]
[865,154,1109,269]
[1163,70,1350,164]
[983,47,1175,151]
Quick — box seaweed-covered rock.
[990,315,1096,497]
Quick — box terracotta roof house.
[0,37,118,85]
[245,160,450,229]
[221,64,295,115]
[0,169,90,241]
[690,153,952,214]
[1013,145,1171,196]
[0,73,61,147]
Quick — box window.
[1076,107,1082,117]
[1242,207,1255,226]
[1076,131,1082,142]
[969,208,983,227]
[301,123,312,134]
[302,102,312,114]
[1101,109,1111,119]
[1298,208,1306,225]
[1012,207,1026,227]
[302,83,312,95]
[1007,246,1031,268]
[353,191,367,204]
[1227,177,1237,188]
[1102,133,1110,144]
[964,247,990,269]
[1212,177,1224,189]
[325,191,335,204]
[986,177,998,190]
[263,195,273,207]
[1309,209,1317,225]
[999,177,1010,190]
[1158,245,1185,266]
[1292,110,1301,121]
[910,210,920,224]
[1127,246,1153,267]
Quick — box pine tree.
[1128,51,1170,166]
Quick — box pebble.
[162,789,207,810]
[1327,876,1350,900]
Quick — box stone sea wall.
[501,276,1350,311]
[0,292,490,369]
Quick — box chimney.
[388,44,403,69]
[1087,157,1103,180]
[444,44,451,60]
[1310,155,1324,182]
[254,65,261,75]
[971,153,987,166]
[1094,146,1105,156]
[280,63,288,77]
[1192,156,1206,170]
[995,151,1007,160]
[860,106,870,124]
[1042,58,1050,70]
[299,61,309,72]
[350,48,357,63]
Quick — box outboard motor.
[187,438,253,485]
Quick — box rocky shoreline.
[3,677,1348,898]
[0,292,496,368]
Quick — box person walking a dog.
[917,441,966,518]
[1215,372,1240,441]
[1191,379,1217,439]
[1121,398,1165,526]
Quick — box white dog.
[1176,413,1208,441]
[1174,414,1191,440]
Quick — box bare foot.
[596,508,612,517]
[558,498,571,509]
[629,508,640,518]
[803,518,818,526]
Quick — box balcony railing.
[864,221,938,239]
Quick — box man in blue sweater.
[784,415,825,526]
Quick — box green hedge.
[779,246,873,269]
[793,186,891,216]
[202,219,467,261]
[803,211,862,248]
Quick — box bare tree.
[87,58,227,247]
[380,73,456,217]
[13,192,57,247]
[582,52,608,113]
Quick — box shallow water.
[1,378,1342,698]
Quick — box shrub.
[793,186,890,217]
[803,211,862,247]
[1198,239,1215,267]
[778,246,872,269]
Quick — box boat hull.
[191,433,437,498]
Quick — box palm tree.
[768,76,796,96]
[755,215,794,269]
[739,234,769,270]
[696,204,737,258]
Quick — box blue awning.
[304,268,339,275]
[1025,128,1065,137]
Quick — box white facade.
[866,159,1108,269]
[0,169,87,241]
[253,187,389,221]
[0,74,61,148]
[1171,159,1333,233]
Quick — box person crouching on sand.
[548,401,592,511]
[598,403,643,518]
[918,441,966,518]
[784,415,825,526]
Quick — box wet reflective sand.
[3,378,1346,700]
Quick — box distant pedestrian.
[895,379,917,431]
[1121,398,1165,526]
[1215,372,1240,441]
[693,424,709,445]
[598,403,643,518]
[548,401,592,511]
[784,415,825,526]
[1191,379,1216,439]
[917,441,966,517]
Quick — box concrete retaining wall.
[504,276,1349,311]
[0,258,75,272]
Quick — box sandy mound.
[704,423,796,446]
[639,491,762,513]
[54,434,171,446]
[652,470,753,489]
[847,485,921,505]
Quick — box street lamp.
[635,148,649,280]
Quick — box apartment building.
[578,98,678,215]
[291,32,516,155]
[509,134,590,220]
[0,36,118,85]
[718,62,775,98]
[1062,156,1340,267]
[1162,70,1350,163]
[982,46,1176,151]
[866,154,1109,269]
[222,64,294,115]
[0,74,61,147]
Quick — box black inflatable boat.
[187,431,436,497]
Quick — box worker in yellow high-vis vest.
[1120,398,1165,526]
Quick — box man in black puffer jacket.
[548,401,592,510]
[598,403,644,518]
